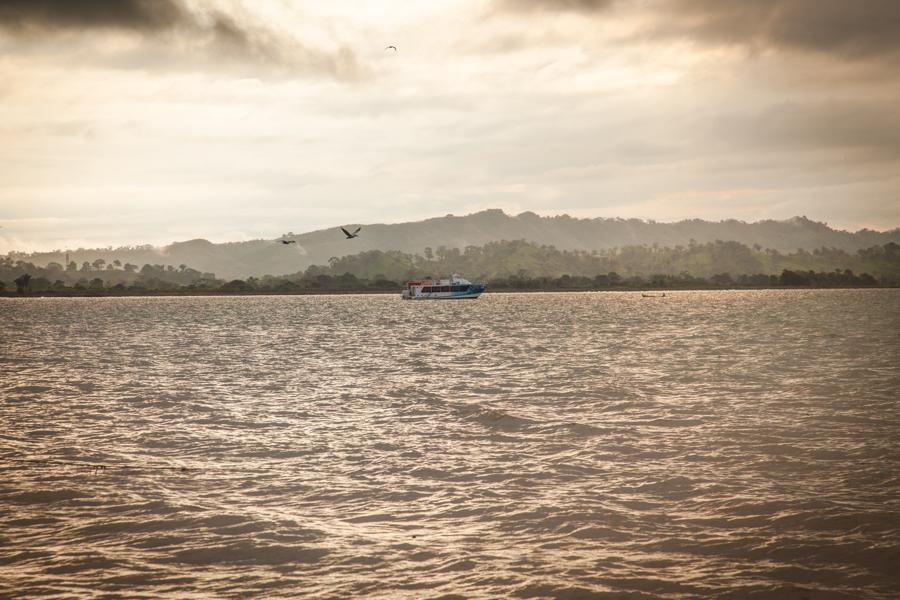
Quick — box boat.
[401,274,486,300]
[641,292,666,298]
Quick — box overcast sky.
[1,0,898,252]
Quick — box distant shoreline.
[2,285,896,298]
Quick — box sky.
[1,0,899,252]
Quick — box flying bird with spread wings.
[385,45,397,52]
[279,239,297,245]
[341,227,361,239]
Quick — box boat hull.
[401,280,486,300]
[403,291,483,300]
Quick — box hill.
[8,210,900,279]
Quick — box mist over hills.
[10,210,900,280]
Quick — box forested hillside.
[304,240,900,282]
[9,210,899,279]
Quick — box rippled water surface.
[2,290,899,599]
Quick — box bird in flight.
[385,45,397,52]
[279,239,297,245]
[341,227,362,239]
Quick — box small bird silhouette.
[341,227,362,239]
[280,240,297,245]
[385,45,397,52]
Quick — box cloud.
[496,0,616,12]
[0,0,367,80]
[492,0,900,62]
[1,0,897,244]
[651,0,900,60]
[713,99,900,161]
[0,0,187,32]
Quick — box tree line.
[2,240,897,295]
[0,260,218,294]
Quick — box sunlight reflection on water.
[2,290,899,598]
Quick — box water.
[2,290,899,599]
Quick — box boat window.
[423,286,433,293]
[441,286,450,292]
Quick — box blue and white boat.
[401,274,486,300]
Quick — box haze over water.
[2,290,899,599]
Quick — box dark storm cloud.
[653,0,900,59]
[0,0,258,52]
[0,0,186,32]
[0,0,366,80]
[494,0,900,60]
